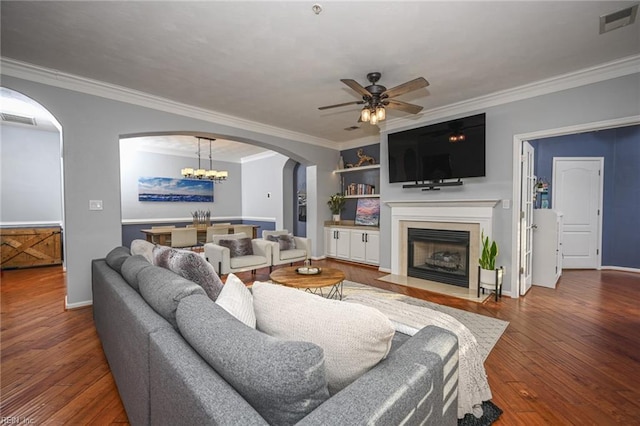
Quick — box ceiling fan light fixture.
[370,110,379,125]
[376,106,386,121]
[361,107,371,122]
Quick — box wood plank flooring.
[2,261,639,424]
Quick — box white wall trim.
[600,266,640,274]
[0,58,334,149]
[382,54,640,137]
[0,221,63,227]
[120,216,276,225]
[65,296,92,310]
[511,115,640,299]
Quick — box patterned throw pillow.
[278,234,297,250]
[152,246,224,301]
[218,238,254,258]
[267,234,296,251]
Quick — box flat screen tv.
[387,113,486,184]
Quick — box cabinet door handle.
[362,234,365,242]
[366,233,369,243]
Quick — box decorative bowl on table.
[296,266,321,275]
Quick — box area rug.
[340,281,509,361]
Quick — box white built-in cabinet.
[324,227,351,260]
[324,226,380,266]
[532,209,563,288]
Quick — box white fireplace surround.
[387,200,500,283]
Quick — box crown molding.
[241,150,279,163]
[384,54,640,134]
[0,58,336,149]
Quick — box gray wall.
[241,153,289,227]
[1,125,62,225]
[2,75,339,307]
[378,73,640,295]
[120,142,243,222]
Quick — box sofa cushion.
[105,246,131,273]
[252,281,395,394]
[176,295,330,425]
[218,238,253,258]
[130,239,155,264]
[121,254,153,292]
[215,273,256,328]
[229,255,268,269]
[279,248,307,261]
[138,266,207,328]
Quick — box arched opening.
[0,87,66,274]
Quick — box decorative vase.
[332,214,341,223]
[338,156,345,170]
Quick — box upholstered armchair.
[204,232,272,276]
[262,230,311,269]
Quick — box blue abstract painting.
[355,198,380,226]
[138,177,213,202]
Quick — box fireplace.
[407,228,470,288]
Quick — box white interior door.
[552,158,603,269]
[520,141,535,295]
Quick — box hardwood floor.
[2,261,639,424]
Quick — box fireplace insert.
[407,228,470,287]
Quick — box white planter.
[332,214,341,223]
[480,267,504,289]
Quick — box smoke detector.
[600,4,638,34]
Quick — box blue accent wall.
[531,125,639,269]
[340,144,381,221]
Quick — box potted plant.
[479,231,503,287]
[327,193,346,223]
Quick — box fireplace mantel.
[388,199,499,281]
[385,199,500,208]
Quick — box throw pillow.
[266,234,296,251]
[120,254,152,292]
[152,245,224,300]
[215,273,256,328]
[278,234,297,250]
[130,239,155,264]
[177,295,330,425]
[252,281,395,394]
[218,238,253,258]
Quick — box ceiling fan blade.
[318,100,365,110]
[385,99,424,114]
[340,79,371,97]
[383,77,429,99]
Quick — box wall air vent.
[1,113,37,126]
[600,4,638,34]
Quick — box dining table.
[140,224,259,246]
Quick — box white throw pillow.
[130,239,155,264]
[215,273,256,328]
[252,281,395,394]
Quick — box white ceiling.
[1,1,639,147]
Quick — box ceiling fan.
[318,72,429,125]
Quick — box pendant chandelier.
[181,137,228,181]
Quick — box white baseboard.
[600,265,640,274]
[65,296,93,310]
[378,266,391,273]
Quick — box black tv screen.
[388,113,486,183]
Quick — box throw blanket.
[345,294,492,419]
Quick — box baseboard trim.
[600,265,640,274]
[65,296,93,310]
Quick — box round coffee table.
[269,266,346,300]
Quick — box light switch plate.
[89,200,103,211]
[502,199,510,209]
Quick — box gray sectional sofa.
[92,246,459,425]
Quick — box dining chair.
[170,228,199,250]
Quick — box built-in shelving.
[333,164,380,174]
[345,194,380,199]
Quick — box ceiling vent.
[1,112,37,126]
[600,4,638,34]
[344,125,360,131]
